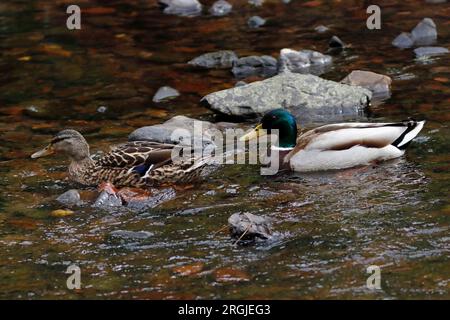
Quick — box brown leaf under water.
[214,268,251,283]
[434,77,449,83]
[38,44,72,58]
[173,262,204,276]
[7,218,41,230]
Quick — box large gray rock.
[158,0,202,17]
[129,115,221,147]
[201,72,372,122]
[188,50,238,69]
[231,55,278,78]
[278,48,332,75]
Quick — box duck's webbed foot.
[173,184,194,191]
[117,187,153,204]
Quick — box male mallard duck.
[31,129,209,188]
[240,109,425,172]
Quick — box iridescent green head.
[240,109,298,148]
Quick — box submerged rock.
[278,48,332,75]
[152,86,180,103]
[392,32,414,49]
[109,230,153,240]
[414,46,449,58]
[56,189,81,206]
[201,72,372,122]
[231,55,278,78]
[228,212,272,241]
[158,0,203,16]
[329,35,346,49]
[188,50,238,69]
[341,70,392,99]
[248,0,264,6]
[248,16,266,28]
[411,18,437,46]
[314,25,329,33]
[129,115,219,147]
[126,188,177,211]
[209,0,232,16]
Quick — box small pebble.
[314,25,329,33]
[97,106,107,113]
[414,46,449,58]
[392,32,414,49]
[152,86,180,103]
[248,16,266,28]
[209,0,232,16]
[51,209,74,217]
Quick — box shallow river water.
[0,0,449,299]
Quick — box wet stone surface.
[341,70,392,99]
[278,48,332,75]
[231,55,278,78]
[202,72,372,121]
[188,50,238,69]
[392,18,438,48]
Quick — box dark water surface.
[0,0,449,299]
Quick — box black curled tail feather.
[391,119,425,150]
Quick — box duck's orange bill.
[31,144,54,159]
[239,124,264,142]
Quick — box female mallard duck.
[240,109,425,172]
[31,129,209,188]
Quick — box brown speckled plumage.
[32,130,209,188]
